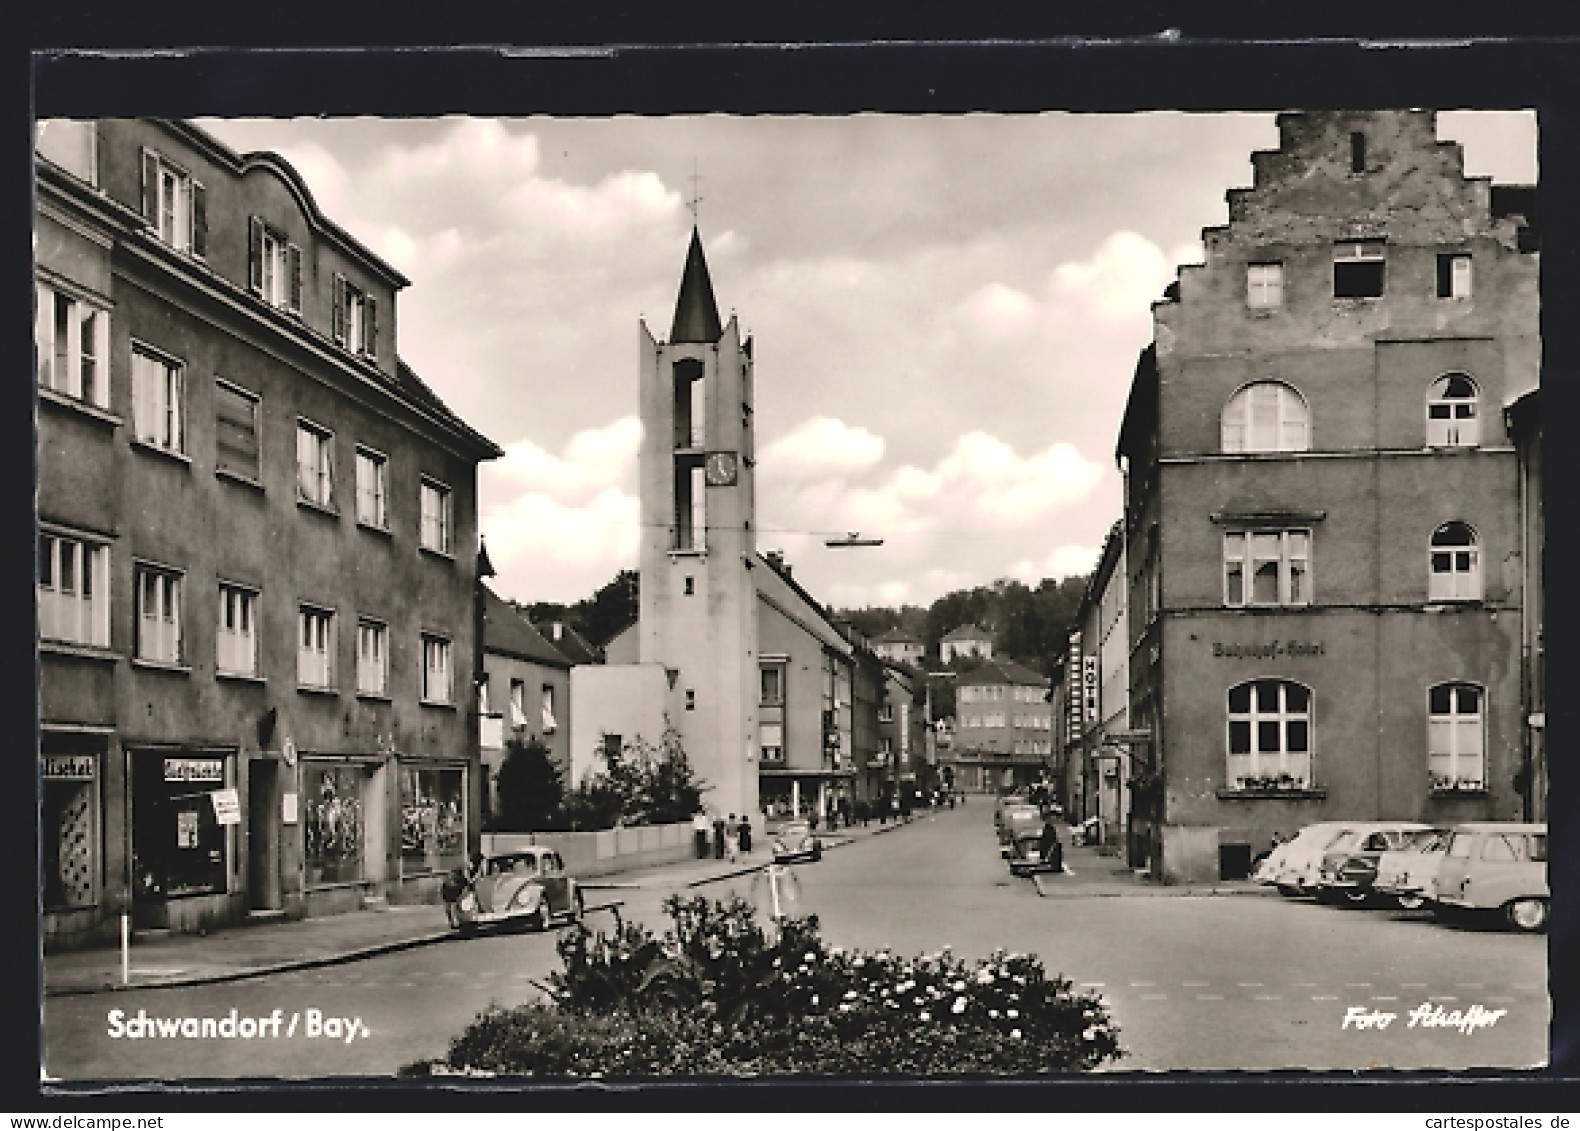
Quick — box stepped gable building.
[35,119,501,948]
[479,585,573,817]
[1116,110,1539,883]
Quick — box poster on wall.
[210,788,241,825]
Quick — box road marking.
[1294,982,1316,988]
[1486,996,1515,1003]
[1080,982,1106,988]
[1457,983,1484,989]
[1513,983,1539,991]
[1430,996,1459,1003]
[1312,995,1338,1001]
[1196,994,1223,1000]
[1401,982,1427,989]
[1253,994,1282,1001]
[1130,981,1155,987]
[1371,996,1399,1002]
[1237,982,1263,988]
[1344,982,1371,988]
[1182,981,1209,987]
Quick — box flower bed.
[403,894,1123,1077]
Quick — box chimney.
[765,550,787,577]
[552,622,563,641]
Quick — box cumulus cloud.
[760,417,886,478]
[487,416,642,500]
[959,282,1039,337]
[1051,230,1181,321]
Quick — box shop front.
[41,735,107,943]
[300,755,388,916]
[128,748,239,932]
[398,760,468,898]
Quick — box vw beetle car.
[454,847,585,936]
[1431,822,1548,933]
[997,804,1044,856]
[1007,827,1060,876]
[772,820,823,864]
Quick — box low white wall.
[481,819,697,879]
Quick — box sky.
[195,111,1537,612]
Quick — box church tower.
[637,228,760,828]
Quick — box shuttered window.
[214,380,260,481]
[249,216,302,315]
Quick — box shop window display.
[42,752,98,909]
[400,765,466,875]
[131,753,229,901]
[303,761,367,885]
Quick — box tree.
[527,569,639,650]
[493,737,567,832]
[565,721,708,829]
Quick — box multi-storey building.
[871,628,925,667]
[952,659,1053,792]
[36,119,500,948]
[1115,110,1539,883]
[479,585,572,818]
[1066,521,1132,851]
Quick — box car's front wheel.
[1342,887,1372,906]
[1395,893,1426,911]
[1504,897,1548,934]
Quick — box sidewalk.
[1023,837,1276,899]
[43,812,911,998]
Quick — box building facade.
[479,585,572,820]
[36,119,500,948]
[1116,110,1539,883]
[1070,521,1132,852]
[953,659,1053,793]
[940,624,994,664]
[871,628,925,667]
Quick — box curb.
[45,928,457,998]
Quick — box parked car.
[1431,822,1549,933]
[772,820,824,864]
[1268,822,1358,896]
[1372,829,1451,910]
[1007,827,1061,876]
[993,794,1029,831]
[1314,822,1434,905]
[1251,838,1293,885]
[997,805,1044,856]
[453,847,584,936]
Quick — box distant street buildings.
[946,659,1052,793]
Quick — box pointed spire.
[669,226,723,344]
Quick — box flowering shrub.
[404,894,1122,1077]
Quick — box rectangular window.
[1224,529,1311,607]
[759,722,784,762]
[297,421,334,508]
[36,283,110,408]
[135,564,183,664]
[214,381,260,482]
[333,274,377,358]
[421,635,452,704]
[1349,131,1366,173]
[131,348,185,454]
[399,765,466,876]
[38,533,110,647]
[298,606,335,689]
[1246,262,1284,309]
[760,664,785,706]
[356,448,388,529]
[509,679,526,726]
[216,584,258,676]
[1437,253,1473,299]
[541,684,557,732]
[356,619,388,697]
[140,150,204,253]
[302,760,367,885]
[420,479,453,554]
[250,217,303,314]
[1333,239,1386,299]
[1429,684,1485,790]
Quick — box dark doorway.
[1219,842,1253,881]
[248,759,281,911]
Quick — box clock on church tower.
[704,450,739,486]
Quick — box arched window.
[1427,373,1479,447]
[1428,682,1484,791]
[1226,679,1312,790]
[1221,381,1309,453]
[1429,521,1481,602]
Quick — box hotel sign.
[1081,655,1099,724]
[1066,632,1083,745]
[1212,640,1326,660]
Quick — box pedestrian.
[713,812,727,860]
[738,813,752,854]
[692,810,711,859]
[1039,818,1064,875]
[808,808,820,832]
[442,851,484,929]
[725,813,740,862]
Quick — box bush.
[492,737,566,832]
[565,722,708,830]
[404,894,1123,1077]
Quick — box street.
[43,804,1547,1079]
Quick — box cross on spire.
[687,159,704,224]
